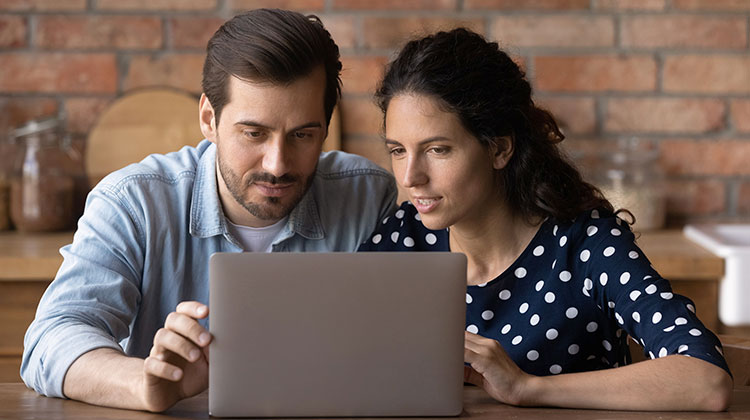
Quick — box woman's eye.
[429,146,449,155]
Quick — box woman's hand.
[463,331,534,406]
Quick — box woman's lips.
[412,196,442,213]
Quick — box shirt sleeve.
[575,210,730,376]
[20,185,146,398]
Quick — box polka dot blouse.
[358,202,731,377]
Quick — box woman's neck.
[448,200,542,286]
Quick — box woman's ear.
[490,136,513,170]
[199,94,218,143]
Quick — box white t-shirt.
[226,217,288,252]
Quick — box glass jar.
[592,137,666,231]
[0,134,11,231]
[9,116,77,232]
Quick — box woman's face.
[384,94,508,231]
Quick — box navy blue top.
[359,202,730,377]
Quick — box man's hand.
[140,301,211,412]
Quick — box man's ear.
[490,136,513,170]
[199,93,217,143]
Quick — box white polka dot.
[659,347,668,358]
[644,275,652,280]
[399,221,404,228]
[649,351,656,359]
[603,246,615,257]
[582,286,590,297]
[586,321,598,332]
[568,344,579,355]
[425,233,437,245]
[586,225,598,236]
[608,301,615,309]
[530,314,540,326]
[580,249,591,262]
[544,292,556,303]
[675,317,688,326]
[565,307,578,319]
[390,231,399,243]
[645,284,657,294]
[620,272,631,285]
[515,267,527,278]
[678,344,689,353]
[550,364,562,374]
[403,237,415,247]
[663,325,676,332]
[602,340,612,351]
[584,278,593,290]
[477,282,487,287]
[551,259,557,269]
[686,304,695,313]
[533,245,545,256]
[499,290,511,300]
[546,329,558,340]
[527,350,539,361]
[652,312,662,324]
[466,325,478,334]
[616,313,624,324]
[501,324,511,334]
[512,335,523,345]
[414,212,421,221]
[466,293,473,304]
[535,280,544,291]
[559,236,568,247]
[394,210,405,220]
[519,303,529,314]
[632,312,641,323]
[381,217,389,224]
[599,272,608,286]
[481,310,494,321]
[660,292,673,300]
[591,209,600,219]
[689,328,702,336]
[716,345,724,355]
[553,225,558,236]
[628,251,639,259]
[372,234,382,244]
[559,271,572,282]
[611,228,621,236]
[630,290,641,301]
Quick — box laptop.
[208,252,466,418]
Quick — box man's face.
[200,67,328,227]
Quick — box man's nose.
[262,137,290,178]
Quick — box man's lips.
[253,182,294,197]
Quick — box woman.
[358,28,732,411]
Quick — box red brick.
[621,16,746,49]
[96,0,216,11]
[0,53,116,94]
[534,55,656,92]
[36,16,162,50]
[665,179,725,216]
[320,15,356,49]
[124,54,205,94]
[0,15,26,48]
[228,0,325,10]
[738,182,750,214]
[333,0,456,10]
[64,97,114,135]
[660,140,750,176]
[605,98,725,134]
[536,97,596,135]
[592,0,665,10]
[673,0,750,11]
[340,55,387,95]
[343,136,391,172]
[0,98,59,130]
[0,0,85,11]
[340,96,382,137]
[492,15,614,48]
[731,100,750,133]
[466,0,589,9]
[170,17,224,49]
[663,55,750,94]
[363,17,484,49]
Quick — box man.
[21,9,396,412]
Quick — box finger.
[153,327,204,363]
[164,312,212,348]
[176,301,209,319]
[464,366,485,387]
[144,355,183,382]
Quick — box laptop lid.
[208,252,466,417]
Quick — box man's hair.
[202,9,342,126]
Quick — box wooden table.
[1,383,749,419]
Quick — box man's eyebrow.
[233,121,323,132]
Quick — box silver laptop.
[208,252,466,418]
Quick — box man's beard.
[218,153,315,222]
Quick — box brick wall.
[0,0,748,225]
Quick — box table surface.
[1,383,749,420]
[0,229,724,281]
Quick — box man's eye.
[388,147,405,156]
[244,130,263,138]
[293,131,310,139]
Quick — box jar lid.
[11,116,61,139]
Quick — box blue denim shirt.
[21,140,397,397]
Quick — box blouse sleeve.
[574,210,730,376]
